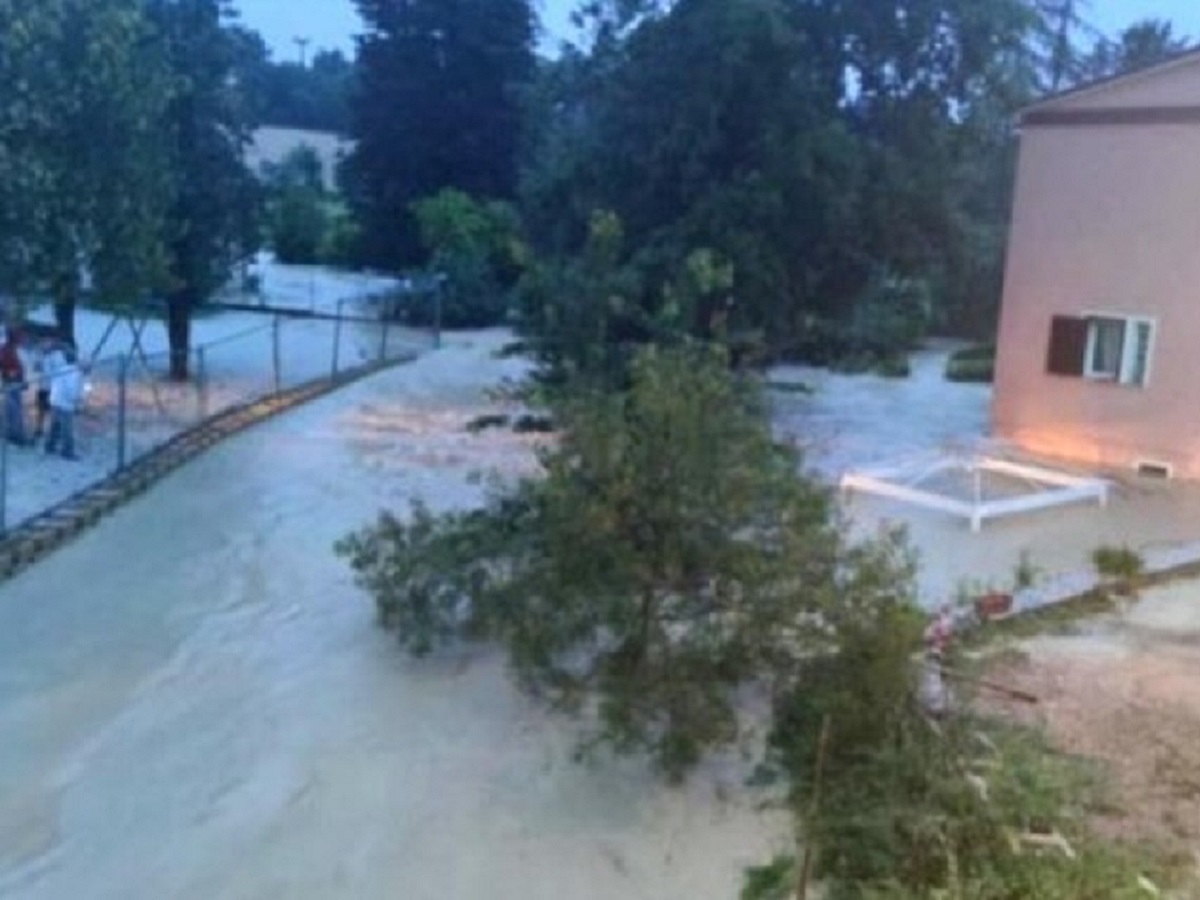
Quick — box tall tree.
[522,0,1040,353]
[147,0,260,379]
[1082,18,1190,81]
[347,0,537,268]
[234,33,355,133]
[0,0,173,343]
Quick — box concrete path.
[0,334,783,900]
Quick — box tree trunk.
[167,292,191,381]
[53,280,77,346]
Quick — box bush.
[1092,545,1145,586]
[338,344,912,780]
[764,589,1187,899]
[946,343,996,383]
[410,189,526,328]
[875,353,911,378]
[850,273,933,355]
[271,187,329,264]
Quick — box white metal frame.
[840,455,1109,533]
[1081,311,1157,387]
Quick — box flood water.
[0,335,784,899]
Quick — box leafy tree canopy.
[346,0,537,269]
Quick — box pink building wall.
[993,62,1200,477]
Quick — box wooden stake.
[797,714,832,900]
[933,664,1039,705]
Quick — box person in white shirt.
[44,342,83,460]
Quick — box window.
[1085,316,1125,380]
[1046,313,1155,387]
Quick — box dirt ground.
[981,581,1200,861]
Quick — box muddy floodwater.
[0,333,785,900]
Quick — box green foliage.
[265,147,330,265]
[946,343,996,383]
[518,210,742,387]
[1012,549,1041,592]
[340,343,901,779]
[410,190,526,328]
[1081,19,1190,82]
[0,0,174,341]
[1092,545,1146,584]
[147,0,262,378]
[233,34,353,132]
[851,274,933,357]
[520,0,1042,360]
[271,189,329,265]
[875,355,911,379]
[347,0,536,268]
[741,855,795,900]
[768,593,1184,899]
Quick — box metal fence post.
[434,276,444,350]
[117,353,129,471]
[0,417,8,536]
[196,346,208,419]
[378,304,390,362]
[332,298,344,378]
[272,315,282,394]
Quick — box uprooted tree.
[338,343,918,779]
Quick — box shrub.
[410,189,527,328]
[763,590,1187,899]
[876,353,911,379]
[338,344,917,780]
[1092,545,1145,587]
[946,343,996,383]
[271,187,329,264]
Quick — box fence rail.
[1,308,431,535]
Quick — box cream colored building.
[993,51,1200,479]
[245,126,353,192]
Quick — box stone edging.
[0,354,417,584]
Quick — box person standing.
[44,343,83,460]
[30,337,53,441]
[920,605,956,717]
[0,328,28,446]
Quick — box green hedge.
[946,343,995,383]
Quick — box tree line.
[1,1,1184,379]
[344,0,1188,370]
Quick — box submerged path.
[0,333,783,900]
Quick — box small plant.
[1012,549,1041,591]
[1092,544,1145,593]
[875,353,911,378]
[945,343,996,383]
[740,855,794,900]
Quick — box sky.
[233,0,1200,62]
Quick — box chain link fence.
[1,308,431,534]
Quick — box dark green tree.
[234,32,354,133]
[346,0,537,268]
[1082,19,1190,80]
[148,0,261,379]
[337,344,906,779]
[0,0,173,343]
[522,0,1040,357]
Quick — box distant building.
[993,50,1200,479]
[246,126,354,192]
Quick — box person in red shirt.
[920,605,956,716]
[0,328,29,446]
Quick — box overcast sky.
[232,0,1200,62]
